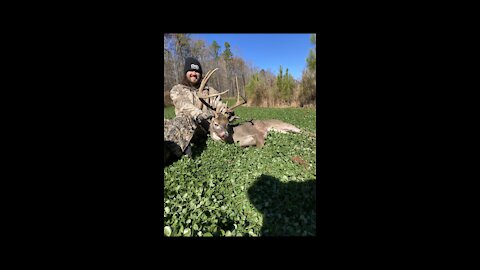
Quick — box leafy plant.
[164,107,316,236]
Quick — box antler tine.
[228,93,247,111]
[197,89,229,99]
[217,103,225,114]
[198,68,219,92]
[228,76,247,111]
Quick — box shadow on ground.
[247,174,316,236]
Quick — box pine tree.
[286,68,296,101]
[210,40,220,60]
[277,65,284,102]
[222,42,234,96]
[222,42,233,61]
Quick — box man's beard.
[182,75,201,88]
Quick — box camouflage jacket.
[164,84,227,159]
[170,84,226,121]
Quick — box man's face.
[186,70,201,85]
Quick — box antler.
[196,68,230,99]
[198,68,217,92]
[228,76,247,111]
[194,69,246,117]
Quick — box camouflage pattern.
[170,84,226,120]
[164,115,197,158]
[164,83,228,160]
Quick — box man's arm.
[170,85,213,122]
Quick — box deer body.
[194,68,301,148]
[209,113,301,148]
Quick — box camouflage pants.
[164,115,197,159]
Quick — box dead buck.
[198,70,301,148]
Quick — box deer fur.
[209,112,301,148]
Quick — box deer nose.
[219,131,228,139]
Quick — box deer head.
[194,69,247,142]
[209,111,231,141]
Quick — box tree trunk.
[242,74,246,99]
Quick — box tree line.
[164,33,316,108]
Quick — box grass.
[164,105,316,236]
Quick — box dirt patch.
[292,155,308,169]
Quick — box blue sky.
[190,34,315,81]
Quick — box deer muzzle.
[217,130,228,140]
